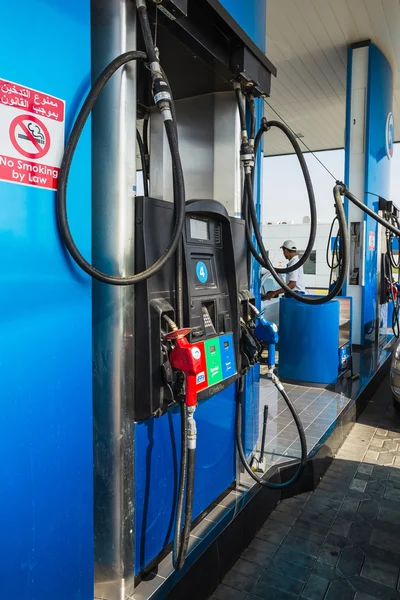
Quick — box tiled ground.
[256,376,350,470]
[210,374,400,600]
[252,343,392,476]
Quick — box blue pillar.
[344,42,393,346]
[0,1,93,599]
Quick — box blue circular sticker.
[196,261,208,283]
[386,112,394,159]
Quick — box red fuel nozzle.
[166,330,204,408]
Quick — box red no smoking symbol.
[9,114,51,160]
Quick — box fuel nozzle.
[165,328,203,407]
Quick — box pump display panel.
[190,218,209,241]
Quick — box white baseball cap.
[281,240,297,251]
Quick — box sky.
[262,143,400,225]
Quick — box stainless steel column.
[150,92,241,217]
[91,1,136,599]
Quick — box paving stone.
[377,452,395,466]
[325,579,355,600]
[269,511,297,526]
[300,508,336,527]
[361,556,399,589]
[383,487,400,502]
[349,576,400,600]
[389,468,400,483]
[249,538,279,556]
[287,525,326,547]
[281,536,321,558]
[372,466,390,480]
[318,544,341,568]
[383,478,400,492]
[312,489,346,503]
[364,451,380,462]
[349,520,373,545]
[260,520,291,536]
[259,568,305,595]
[331,518,352,537]
[296,517,332,536]
[359,464,374,475]
[275,502,304,517]
[357,499,379,520]
[358,543,400,567]
[366,481,385,498]
[342,498,361,513]
[269,557,311,582]
[375,429,389,438]
[349,479,366,493]
[274,546,316,569]
[232,558,262,578]
[326,533,354,550]
[242,547,276,567]
[213,583,249,600]
[337,546,364,577]
[256,527,288,546]
[222,570,254,593]
[370,445,387,453]
[301,575,330,600]
[337,509,363,522]
[312,562,344,582]
[371,438,385,448]
[370,528,400,554]
[249,592,297,600]
[382,440,399,452]
[377,505,400,525]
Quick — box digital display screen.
[190,218,209,240]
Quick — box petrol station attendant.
[262,240,306,300]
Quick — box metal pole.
[91,1,137,598]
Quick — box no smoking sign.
[0,77,65,190]
[10,115,51,160]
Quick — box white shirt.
[286,255,306,293]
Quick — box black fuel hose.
[172,401,188,569]
[326,216,342,289]
[244,175,349,304]
[247,118,317,275]
[57,50,186,285]
[136,128,149,197]
[236,375,307,489]
[235,87,247,134]
[136,1,194,569]
[175,446,196,569]
[343,187,400,237]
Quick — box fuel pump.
[54,0,400,584]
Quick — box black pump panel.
[134,197,249,422]
[137,0,276,111]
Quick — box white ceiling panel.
[265,0,400,156]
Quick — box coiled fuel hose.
[236,373,307,489]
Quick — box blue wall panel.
[218,0,266,51]
[135,388,236,572]
[363,44,393,341]
[0,1,93,599]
